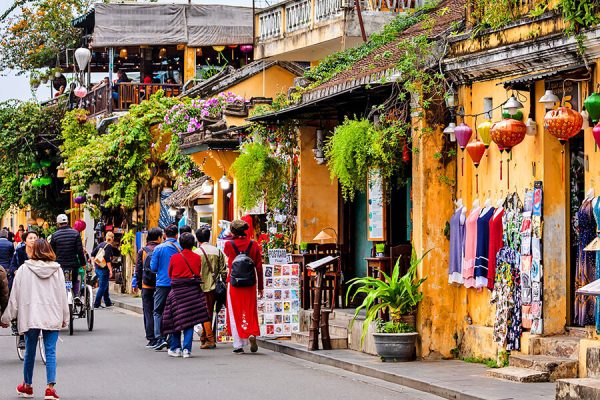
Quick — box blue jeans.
[24,329,59,385]
[153,286,170,340]
[94,267,112,308]
[169,328,194,352]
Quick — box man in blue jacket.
[0,230,14,272]
[150,224,180,350]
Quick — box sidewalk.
[111,294,556,400]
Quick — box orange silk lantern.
[491,118,526,186]
[544,106,583,144]
[467,139,486,193]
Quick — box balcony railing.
[78,83,182,117]
[257,0,426,41]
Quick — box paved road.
[0,308,442,400]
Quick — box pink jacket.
[1,259,69,333]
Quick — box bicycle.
[13,323,46,365]
[64,267,95,335]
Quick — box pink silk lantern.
[455,123,472,177]
[74,220,87,232]
[593,122,600,150]
[74,86,88,98]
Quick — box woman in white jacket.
[1,239,69,400]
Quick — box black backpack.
[141,246,156,287]
[230,241,256,287]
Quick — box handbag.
[198,245,226,302]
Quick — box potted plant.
[346,250,429,362]
[375,243,386,257]
[299,242,308,254]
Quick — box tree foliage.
[0,0,91,73]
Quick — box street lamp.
[219,173,230,190]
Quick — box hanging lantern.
[584,92,600,123]
[74,86,88,98]
[490,118,527,152]
[159,48,167,58]
[74,195,86,204]
[228,44,238,59]
[212,45,226,52]
[455,123,472,150]
[476,120,492,148]
[196,48,203,56]
[31,178,42,187]
[73,220,87,232]
[402,142,410,163]
[40,159,51,168]
[74,47,92,71]
[592,122,600,148]
[240,45,253,53]
[467,140,486,193]
[119,48,128,59]
[544,106,583,144]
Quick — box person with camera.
[91,232,115,309]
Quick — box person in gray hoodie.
[1,239,69,400]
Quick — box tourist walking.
[50,214,86,298]
[91,232,115,309]
[14,225,25,244]
[0,262,8,315]
[1,239,69,400]
[0,229,14,272]
[150,224,180,350]
[195,225,226,349]
[135,227,163,348]
[224,219,263,354]
[161,233,210,358]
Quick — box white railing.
[315,0,345,21]
[363,0,425,11]
[259,7,283,40]
[286,0,311,32]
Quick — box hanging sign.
[268,249,288,265]
[367,168,386,241]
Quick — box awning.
[163,176,211,208]
[501,63,593,91]
[187,5,253,47]
[91,4,253,48]
[576,278,600,296]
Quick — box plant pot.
[373,332,418,362]
[376,252,385,257]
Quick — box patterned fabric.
[575,199,596,327]
[503,193,523,250]
[593,198,600,334]
[487,208,505,291]
[507,256,522,351]
[491,250,513,347]
[448,208,465,284]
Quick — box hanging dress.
[449,208,466,284]
[575,198,596,327]
[487,208,505,291]
[593,198,600,334]
[474,207,495,289]
[463,207,481,288]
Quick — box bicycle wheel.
[15,335,24,361]
[86,285,94,331]
[68,304,74,336]
[39,334,46,365]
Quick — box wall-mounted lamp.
[168,206,178,217]
[119,48,128,59]
[443,122,456,142]
[201,179,213,194]
[312,128,326,164]
[539,89,560,110]
[525,116,537,136]
[503,96,524,115]
[159,47,167,59]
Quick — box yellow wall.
[297,127,339,243]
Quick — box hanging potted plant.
[30,75,40,89]
[346,250,429,362]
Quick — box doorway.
[568,132,585,326]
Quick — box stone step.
[327,323,349,338]
[509,354,578,381]
[485,366,549,383]
[532,335,581,359]
[291,331,348,349]
[556,378,600,400]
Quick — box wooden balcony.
[255,0,424,60]
[79,83,182,117]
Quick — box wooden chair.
[308,243,342,310]
[390,244,412,276]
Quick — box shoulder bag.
[199,245,226,302]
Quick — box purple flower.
[165,144,170,151]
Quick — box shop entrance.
[568,132,586,326]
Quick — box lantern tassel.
[476,173,479,194]
[507,157,510,189]
[500,158,503,181]
[561,149,565,182]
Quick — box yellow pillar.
[183,46,197,83]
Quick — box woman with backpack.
[91,232,115,309]
[224,219,263,354]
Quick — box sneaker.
[232,348,244,354]
[182,349,191,358]
[18,338,25,350]
[153,339,168,351]
[168,348,182,358]
[44,387,60,400]
[249,335,258,353]
[145,340,157,349]
[16,383,33,398]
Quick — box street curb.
[257,339,485,400]
[113,299,143,315]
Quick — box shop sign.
[367,168,386,241]
[545,80,580,111]
[268,249,288,265]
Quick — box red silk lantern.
[466,140,486,167]
[544,107,583,144]
[490,118,526,152]
[455,123,472,150]
[593,122,600,150]
[73,220,86,232]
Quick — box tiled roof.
[163,176,210,207]
[303,0,466,101]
